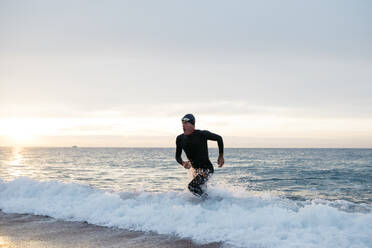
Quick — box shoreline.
[0,211,223,248]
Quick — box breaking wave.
[0,177,371,248]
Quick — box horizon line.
[1,146,371,149]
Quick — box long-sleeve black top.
[175,129,223,172]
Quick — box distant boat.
[72,146,78,148]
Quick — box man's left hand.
[217,155,224,167]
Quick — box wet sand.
[0,211,223,248]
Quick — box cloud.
[1,53,371,118]
[1,0,371,57]
[1,0,371,147]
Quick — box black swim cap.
[181,114,195,125]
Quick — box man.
[175,114,224,197]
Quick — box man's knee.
[188,183,194,192]
[188,181,202,195]
[188,180,197,190]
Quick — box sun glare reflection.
[0,236,12,248]
[7,147,25,178]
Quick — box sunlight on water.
[0,148,190,193]
[6,147,25,178]
[0,236,13,248]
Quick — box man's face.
[182,121,195,135]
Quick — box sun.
[8,129,35,143]
[6,128,36,146]
[0,118,39,146]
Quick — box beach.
[0,211,221,248]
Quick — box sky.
[0,0,371,147]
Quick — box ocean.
[0,147,371,248]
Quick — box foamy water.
[0,177,371,248]
[0,147,371,247]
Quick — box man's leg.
[188,169,210,197]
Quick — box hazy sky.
[1,0,371,147]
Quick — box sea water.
[0,147,371,248]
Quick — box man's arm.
[175,136,183,165]
[201,130,225,167]
[201,130,224,155]
[175,136,192,169]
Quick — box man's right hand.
[217,154,224,167]
[182,161,191,169]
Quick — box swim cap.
[181,113,195,125]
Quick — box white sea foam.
[0,177,371,248]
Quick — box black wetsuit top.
[175,130,224,173]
